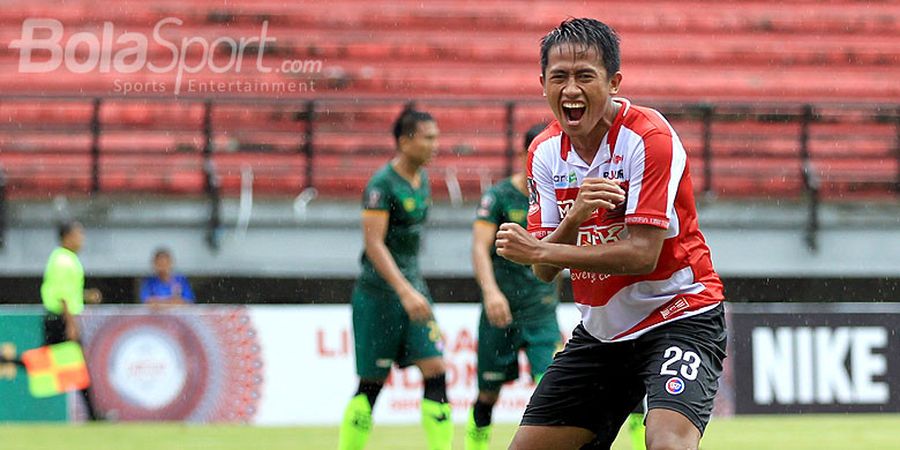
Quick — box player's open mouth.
[562,101,586,125]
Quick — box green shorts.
[476,311,561,392]
[351,280,444,380]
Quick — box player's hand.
[496,223,545,265]
[483,290,512,328]
[399,287,433,323]
[84,288,102,304]
[567,178,626,224]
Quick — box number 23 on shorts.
[659,345,702,381]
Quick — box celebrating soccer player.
[338,107,453,450]
[496,18,727,450]
[465,124,562,450]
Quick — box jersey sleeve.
[362,177,391,212]
[526,148,560,239]
[475,189,503,224]
[624,131,686,229]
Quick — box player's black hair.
[540,18,620,79]
[392,105,435,145]
[58,220,81,242]
[153,247,172,260]
[524,123,547,151]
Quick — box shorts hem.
[520,415,598,434]
[647,401,707,435]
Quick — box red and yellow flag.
[21,341,90,398]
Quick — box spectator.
[40,220,103,420]
[139,248,195,305]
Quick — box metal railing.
[0,95,898,250]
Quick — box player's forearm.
[531,214,583,281]
[365,242,416,295]
[472,246,502,297]
[540,239,658,275]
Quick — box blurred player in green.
[465,124,563,450]
[338,107,452,450]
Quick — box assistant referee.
[41,220,103,420]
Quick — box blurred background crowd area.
[0,0,897,305]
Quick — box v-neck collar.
[388,162,422,190]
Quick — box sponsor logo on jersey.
[665,377,685,395]
[557,199,575,218]
[552,171,577,188]
[577,224,626,246]
[660,297,690,319]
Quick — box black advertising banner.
[730,304,900,414]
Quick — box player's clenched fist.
[567,177,625,224]
[495,222,545,265]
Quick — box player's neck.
[511,172,527,195]
[570,100,620,163]
[391,157,421,186]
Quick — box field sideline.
[4,414,899,450]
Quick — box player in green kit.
[465,124,562,450]
[338,107,452,450]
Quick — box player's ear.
[608,72,623,95]
[539,73,546,97]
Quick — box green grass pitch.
[4,414,899,450]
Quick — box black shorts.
[43,313,69,345]
[521,304,726,446]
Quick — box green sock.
[465,408,491,450]
[421,398,453,450]
[338,394,373,450]
[626,413,646,450]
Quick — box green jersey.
[40,247,85,315]
[358,163,431,291]
[476,177,557,323]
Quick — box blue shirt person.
[140,248,195,305]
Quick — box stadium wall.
[1,303,899,424]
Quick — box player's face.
[401,120,439,166]
[541,44,622,140]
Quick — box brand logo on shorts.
[665,377,685,395]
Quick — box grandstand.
[0,0,897,202]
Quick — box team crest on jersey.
[508,209,526,224]
[403,197,416,212]
[665,377,685,395]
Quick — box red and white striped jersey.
[526,98,724,342]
